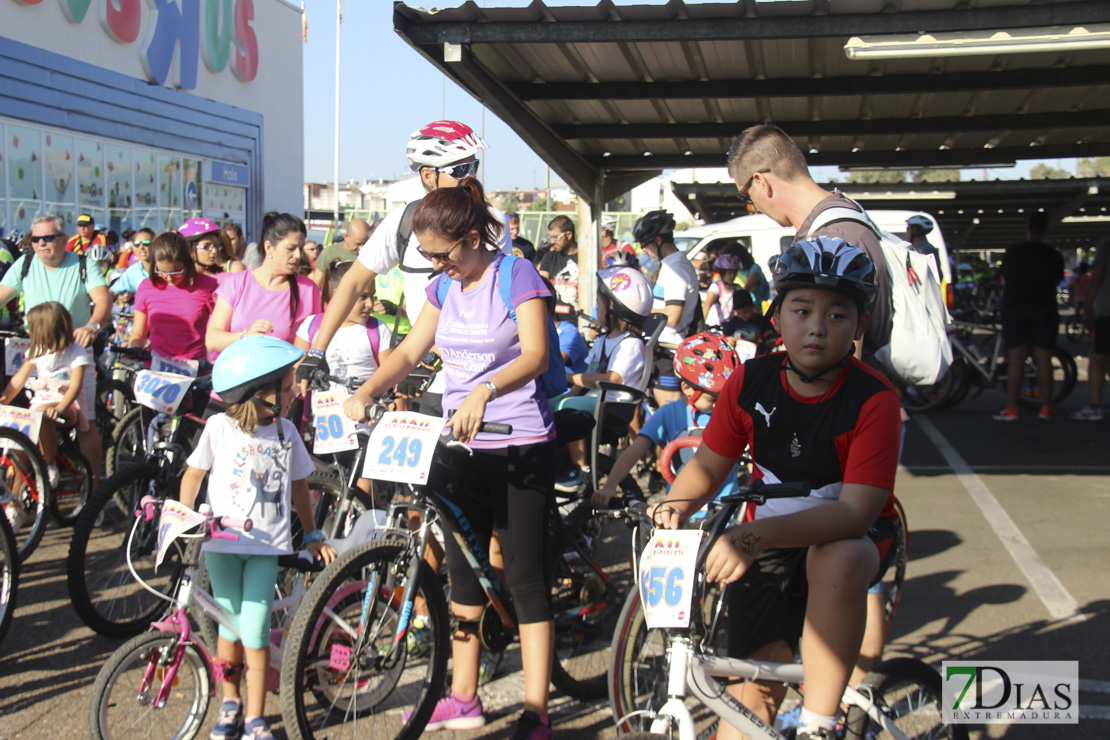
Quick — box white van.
[674,210,952,285]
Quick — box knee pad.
[211,657,243,683]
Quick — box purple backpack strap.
[366,318,380,364]
[307,313,324,344]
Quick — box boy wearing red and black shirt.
[652,237,901,740]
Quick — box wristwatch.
[88,322,101,332]
[483,381,499,400]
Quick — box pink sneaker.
[403,691,485,731]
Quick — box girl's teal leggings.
[204,551,278,649]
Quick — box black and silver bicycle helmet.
[632,210,676,244]
[772,236,877,308]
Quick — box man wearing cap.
[67,214,107,255]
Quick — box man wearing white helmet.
[905,215,940,265]
[298,121,511,413]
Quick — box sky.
[301,1,1074,193]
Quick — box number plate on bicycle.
[361,411,447,485]
[155,500,206,568]
[150,353,200,378]
[312,388,359,454]
[134,370,194,415]
[4,337,29,375]
[0,405,43,444]
[638,529,704,629]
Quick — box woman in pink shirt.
[179,217,245,286]
[129,232,218,361]
[205,213,321,356]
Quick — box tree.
[530,196,554,212]
[1030,163,1072,179]
[498,192,519,213]
[846,169,960,184]
[1077,157,1110,177]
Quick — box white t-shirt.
[295,316,392,393]
[186,414,315,556]
[585,331,645,403]
[357,201,512,395]
[705,280,735,328]
[26,343,90,407]
[652,250,700,346]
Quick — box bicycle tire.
[309,470,376,539]
[280,534,449,740]
[67,465,182,638]
[1015,347,1078,409]
[88,630,211,740]
[548,495,636,701]
[883,499,909,631]
[48,448,92,526]
[107,405,147,482]
[0,427,50,562]
[902,368,960,413]
[0,511,18,649]
[97,377,135,455]
[608,589,675,734]
[844,657,968,740]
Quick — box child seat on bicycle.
[652,237,902,740]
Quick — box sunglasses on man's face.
[737,168,771,206]
[30,234,60,244]
[441,160,479,181]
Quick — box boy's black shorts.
[724,515,899,660]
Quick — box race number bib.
[638,529,704,629]
[734,340,758,364]
[155,499,207,568]
[0,405,43,444]
[150,353,200,378]
[312,388,359,454]
[4,337,30,376]
[361,411,447,485]
[134,370,194,415]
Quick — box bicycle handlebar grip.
[757,481,812,499]
[217,516,253,532]
[657,436,703,484]
[478,422,512,435]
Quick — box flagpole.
[333,0,342,229]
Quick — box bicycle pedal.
[329,644,352,672]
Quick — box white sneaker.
[1071,406,1104,421]
[46,465,60,488]
[5,505,28,531]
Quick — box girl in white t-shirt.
[552,266,653,491]
[179,337,335,740]
[295,260,393,508]
[0,302,89,487]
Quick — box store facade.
[1,0,304,241]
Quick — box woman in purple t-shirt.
[343,178,557,737]
[205,213,321,356]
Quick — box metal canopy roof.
[394,0,1110,246]
[672,178,1110,252]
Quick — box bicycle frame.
[949,321,1004,385]
[634,636,908,740]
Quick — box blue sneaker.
[553,467,586,493]
[242,717,274,740]
[478,648,503,686]
[209,700,243,740]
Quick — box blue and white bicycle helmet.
[906,215,934,235]
[213,336,304,405]
[772,236,877,309]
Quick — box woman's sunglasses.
[416,238,465,263]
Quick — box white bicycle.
[605,483,968,740]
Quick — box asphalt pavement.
[1,348,1107,739]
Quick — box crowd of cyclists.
[0,121,956,740]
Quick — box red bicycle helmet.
[406,120,488,171]
[673,333,740,401]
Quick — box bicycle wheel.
[883,499,909,631]
[548,495,636,701]
[309,470,375,539]
[48,447,92,526]
[844,657,968,740]
[67,465,182,638]
[0,427,50,562]
[609,589,674,734]
[1016,347,1078,409]
[0,511,18,649]
[902,367,959,413]
[107,406,147,481]
[280,534,449,740]
[88,630,211,740]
